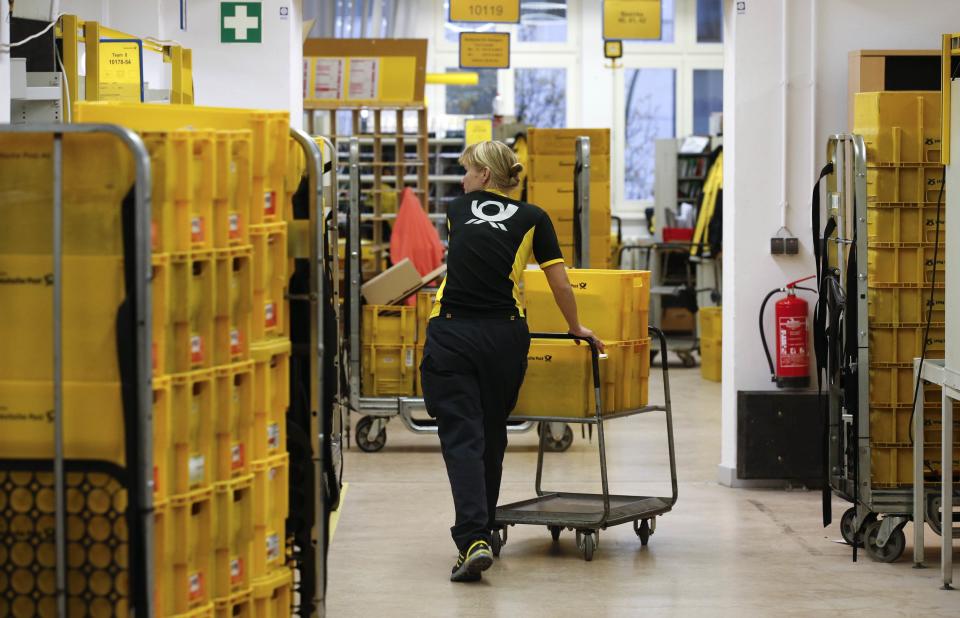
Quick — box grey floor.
[327,366,959,616]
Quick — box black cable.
[759,288,781,381]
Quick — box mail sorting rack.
[337,137,545,452]
[0,125,154,616]
[822,133,958,566]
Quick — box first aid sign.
[221,2,262,43]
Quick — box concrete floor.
[327,367,959,616]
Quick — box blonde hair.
[459,140,523,191]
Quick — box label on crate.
[231,442,245,470]
[265,302,277,328]
[189,455,206,486]
[405,348,415,368]
[191,334,204,364]
[264,191,276,216]
[228,213,241,239]
[188,572,205,602]
[267,423,280,451]
[191,216,205,243]
[230,328,243,355]
[230,557,244,585]
[267,533,281,561]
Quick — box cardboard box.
[661,307,695,333]
[361,259,446,306]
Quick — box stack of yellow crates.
[854,91,958,488]
[360,304,418,396]
[699,307,722,382]
[72,102,295,617]
[517,270,651,417]
[527,128,612,268]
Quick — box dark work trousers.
[420,316,530,551]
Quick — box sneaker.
[450,539,494,582]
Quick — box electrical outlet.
[784,238,799,255]
[770,238,785,255]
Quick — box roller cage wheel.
[576,529,597,561]
[839,507,875,548]
[549,525,562,542]
[538,423,574,452]
[355,416,386,452]
[634,519,651,546]
[864,520,906,563]
[678,351,697,368]
[490,527,507,557]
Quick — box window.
[693,69,723,135]
[445,68,498,115]
[624,68,676,201]
[627,0,675,44]
[515,68,567,128]
[322,0,396,38]
[444,0,568,43]
[697,0,723,43]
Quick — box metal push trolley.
[492,327,679,561]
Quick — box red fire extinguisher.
[760,275,817,388]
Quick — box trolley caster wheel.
[576,529,597,562]
[863,520,906,563]
[490,527,507,557]
[678,352,696,368]
[548,525,562,542]
[840,507,873,548]
[355,416,386,453]
[539,423,574,452]
[634,519,651,546]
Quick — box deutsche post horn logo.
[466,199,519,231]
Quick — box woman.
[420,140,604,582]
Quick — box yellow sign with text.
[450,0,520,23]
[603,0,662,41]
[98,40,143,102]
[465,118,493,146]
[459,33,511,69]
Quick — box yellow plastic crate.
[699,306,722,341]
[602,339,651,412]
[869,365,941,406]
[191,131,217,251]
[171,602,216,618]
[549,205,613,240]
[528,181,611,213]
[0,380,125,466]
[620,339,652,410]
[252,454,290,577]
[523,269,650,341]
[853,91,942,164]
[155,498,171,618]
[73,103,291,223]
[251,339,291,461]
[866,244,945,285]
[153,254,170,375]
[867,203,945,245]
[214,361,255,482]
[0,254,125,382]
[171,369,216,494]
[214,588,253,618]
[700,337,722,382]
[868,284,945,325]
[558,239,612,268]
[154,376,172,500]
[361,345,416,397]
[284,135,306,208]
[871,445,960,488]
[215,131,253,249]
[528,154,611,182]
[169,488,215,613]
[213,475,255,599]
[869,402,960,445]
[527,128,611,155]
[416,291,438,343]
[251,569,293,618]
[142,131,190,253]
[362,305,417,347]
[250,223,289,343]
[215,246,254,365]
[869,325,945,364]
[866,165,945,204]
[169,251,217,372]
[415,344,425,397]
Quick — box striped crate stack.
[527,128,613,268]
[854,91,959,488]
[70,103,297,617]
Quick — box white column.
[1,0,10,124]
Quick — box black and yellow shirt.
[431,190,564,319]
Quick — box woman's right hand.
[569,325,605,354]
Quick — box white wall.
[1,0,10,123]
[719,0,960,485]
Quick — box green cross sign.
[221,2,262,43]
